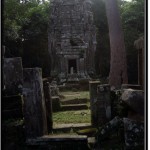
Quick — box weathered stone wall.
[23,68,48,138]
[48,0,96,79]
[3,57,23,95]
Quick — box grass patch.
[53,110,91,124]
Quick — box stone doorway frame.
[68,59,77,74]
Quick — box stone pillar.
[43,82,53,133]
[97,84,111,126]
[23,68,48,138]
[134,36,144,90]
[3,57,23,95]
[89,81,100,126]
[79,58,85,77]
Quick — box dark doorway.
[68,59,77,74]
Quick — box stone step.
[88,137,96,148]
[61,104,88,111]
[26,134,90,150]
[53,123,91,131]
[59,84,80,91]
[61,98,88,105]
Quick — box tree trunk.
[105,0,128,89]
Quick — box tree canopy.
[3,0,51,77]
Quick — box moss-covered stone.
[123,118,144,149]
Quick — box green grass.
[53,110,91,124]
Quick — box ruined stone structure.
[48,0,96,80]
[3,57,23,95]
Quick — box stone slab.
[23,68,48,138]
[3,57,23,95]
[61,104,88,111]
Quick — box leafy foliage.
[121,0,144,83]
[3,0,51,77]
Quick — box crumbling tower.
[48,0,96,81]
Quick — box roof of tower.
[86,0,92,3]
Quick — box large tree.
[105,0,128,88]
[93,0,110,77]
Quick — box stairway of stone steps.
[61,104,88,111]
[61,98,88,105]
[52,89,91,131]
[27,90,96,149]
[59,92,89,111]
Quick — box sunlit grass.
[53,110,91,124]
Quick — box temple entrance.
[68,59,77,74]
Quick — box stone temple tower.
[48,0,96,81]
